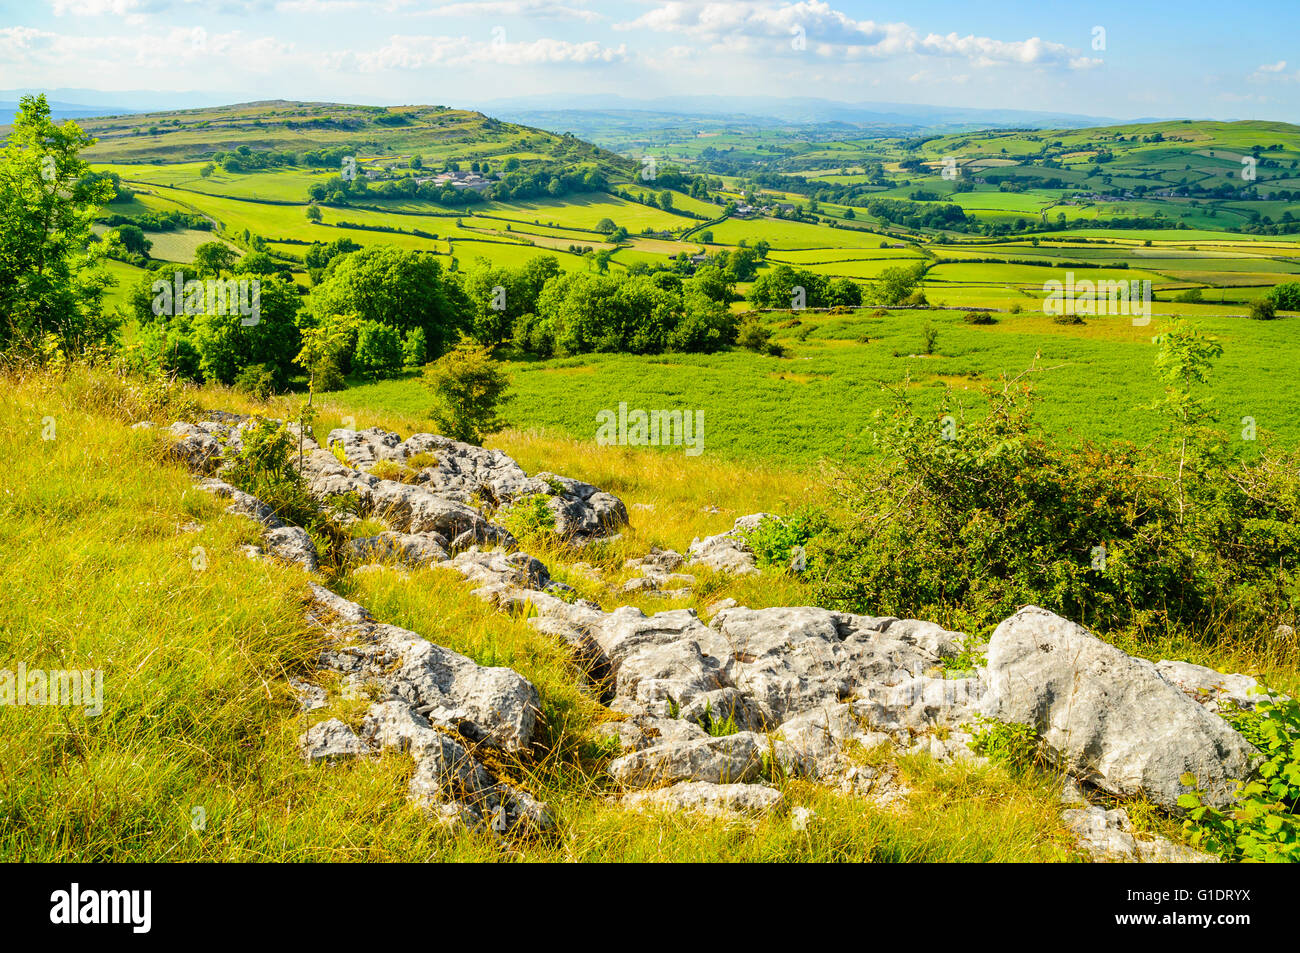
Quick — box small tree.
[1250,298,1277,321]
[306,204,322,223]
[353,319,403,380]
[422,338,510,444]
[193,240,238,277]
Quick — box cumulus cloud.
[416,0,600,21]
[0,24,292,73]
[350,34,626,70]
[617,1,1099,69]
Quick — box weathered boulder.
[349,531,449,567]
[362,700,552,832]
[686,513,780,575]
[327,427,627,541]
[982,606,1258,811]
[300,448,507,545]
[306,586,541,754]
[168,421,227,472]
[1155,660,1280,713]
[711,606,974,725]
[622,781,783,818]
[609,732,767,787]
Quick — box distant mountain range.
[476,94,1153,144]
[2,89,1169,137]
[0,88,248,125]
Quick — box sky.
[2,0,1299,121]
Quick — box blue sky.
[2,0,1299,120]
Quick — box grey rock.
[299,718,370,762]
[711,606,972,725]
[288,678,328,713]
[687,533,758,575]
[169,422,225,472]
[982,606,1258,811]
[1063,805,1218,863]
[326,428,627,541]
[622,781,784,818]
[609,731,767,787]
[264,526,319,571]
[193,477,284,528]
[679,687,771,733]
[349,531,449,567]
[1155,660,1281,713]
[705,597,739,616]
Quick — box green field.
[327,306,1296,464]
[64,102,1300,468]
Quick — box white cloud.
[417,1,600,21]
[350,33,626,70]
[618,1,1098,69]
[0,24,293,75]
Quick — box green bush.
[1179,696,1300,862]
[402,327,427,368]
[738,510,827,572]
[969,717,1041,772]
[737,317,776,354]
[962,311,997,325]
[497,492,556,543]
[221,418,320,531]
[234,362,276,400]
[1250,298,1278,321]
[1267,282,1300,312]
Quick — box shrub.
[969,717,1041,772]
[422,338,510,444]
[807,358,1300,637]
[962,311,997,325]
[221,418,320,530]
[921,322,939,355]
[296,322,349,392]
[1180,696,1300,862]
[1267,281,1300,312]
[737,317,776,354]
[496,492,556,543]
[1175,287,1204,304]
[234,362,276,400]
[738,510,827,572]
[402,327,427,368]
[1250,298,1278,321]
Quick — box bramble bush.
[1180,695,1300,862]
[800,332,1300,639]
